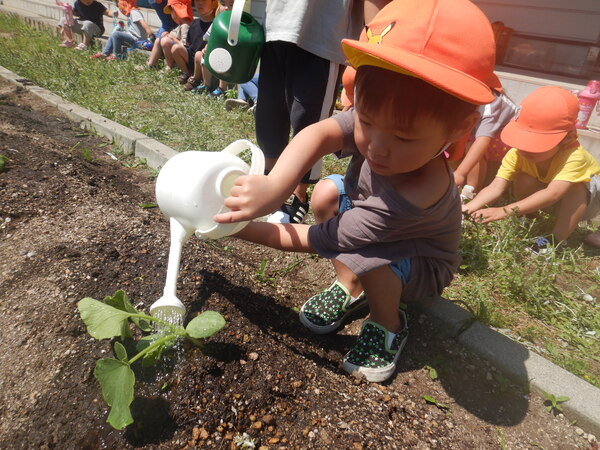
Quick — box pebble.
[575,427,584,436]
[588,434,597,443]
[248,352,259,361]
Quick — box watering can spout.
[149,294,186,320]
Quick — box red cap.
[118,0,137,15]
[501,86,579,153]
[341,0,496,104]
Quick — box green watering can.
[205,0,265,84]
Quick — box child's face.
[219,0,234,10]
[195,0,217,17]
[80,0,94,5]
[518,145,560,164]
[353,107,455,176]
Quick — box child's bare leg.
[161,37,178,68]
[192,51,203,80]
[552,182,589,242]
[311,179,363,298]
[466,158,487,192]
[171,43,190,75]
[147,39,164,67]
[201,62,212,88]
[360,265,404,332]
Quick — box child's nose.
[367,132,389,157]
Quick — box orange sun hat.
[500,86,579,153]
[341,0,496,105]
[118,0,137,16]
[168,0,193,23]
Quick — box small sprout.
[541,391,569,414]
[423,395,449,410]
[424,365,438,380]
[139,202,158,209]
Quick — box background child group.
[59,0,600,383]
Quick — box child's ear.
[448,110,481,143]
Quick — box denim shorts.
[324,174,412,285]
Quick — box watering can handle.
[221,139,265,176]
[227,0,246,46]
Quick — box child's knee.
[311,179,340,219]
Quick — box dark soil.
[0,78,595,449]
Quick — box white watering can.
[149,140,265,319]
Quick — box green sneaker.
[299,280,367,334]
[342,313,409,383]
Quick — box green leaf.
[185,311,226,338]
[78,297,134,340]
[423,395,437,404]
[0,154,6,173]
[139,202,158,209]
[103,290,151,332]
[136,334,167,367]
[94,358,135,430]
[114,341,128,362]
[556,396,570,403]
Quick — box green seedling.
[424,365,438,380]
[77,290,225,430]
[81,147,95,163]
[0,154,6,173]
[139,202,158,209]
[541,390,569,414]
[423,395,449,410]
[233,432,257,449]
[255,258,275,283]
[493,372,511,392]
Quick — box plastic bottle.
[575,80,600,129]
[460,185,475,202]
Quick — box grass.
[1,13,599,388]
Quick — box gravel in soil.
[0,79,597,449]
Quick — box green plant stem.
[128,333,180,365]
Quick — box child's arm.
[103,9,117,17]
[214,117,344,223]
[462,176,508,214]
[468,179,574,223]
[234,222,315,253]
[453,136,491,187]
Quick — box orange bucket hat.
[167,0,193,23]
[118,0,137,15]
[501,86,579,153]
[341,0,496,105]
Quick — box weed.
[541,390,569,414]
[233,432,257,448]
[80,147,95,163]
[423,395,450,411]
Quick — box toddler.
[214,0,497,382]
[463,86,600,254]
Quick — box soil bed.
[0,79,595,449]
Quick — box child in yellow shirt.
[463,86,600,254]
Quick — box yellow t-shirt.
[497,145,600,184]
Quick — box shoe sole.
[299,297,368,334]
[342,335,408,383]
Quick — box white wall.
[472,0,600,43]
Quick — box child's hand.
[453,172,466,188]
[469,207,508,223]
[214,175,286,224]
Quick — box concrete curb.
[418,296,600,436]
[0,65,177,166]
[2,62,600,438]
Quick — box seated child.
[167,0,194,26]
[171,0,217,88]
[214,0,497,382]
[463,86,600,254]
[145,0,178,68]
[199,0,233,97]
[90,0,152,60]
[58,0,116,50]
[224,74,259,111]
[452,81,518,191]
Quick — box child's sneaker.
[89,52,106,59]
[267,193,309,224]
[192,84,206,94]
[526,235,564,256]
[178,72,190,84]
[299,281,367,334]
[343,314,409,383]
[210,87,225,98]
[183,76,201,91]
[225,98,249,111]
[75,43,88,51]
[59,40,75,48]
[104,54,117,61]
